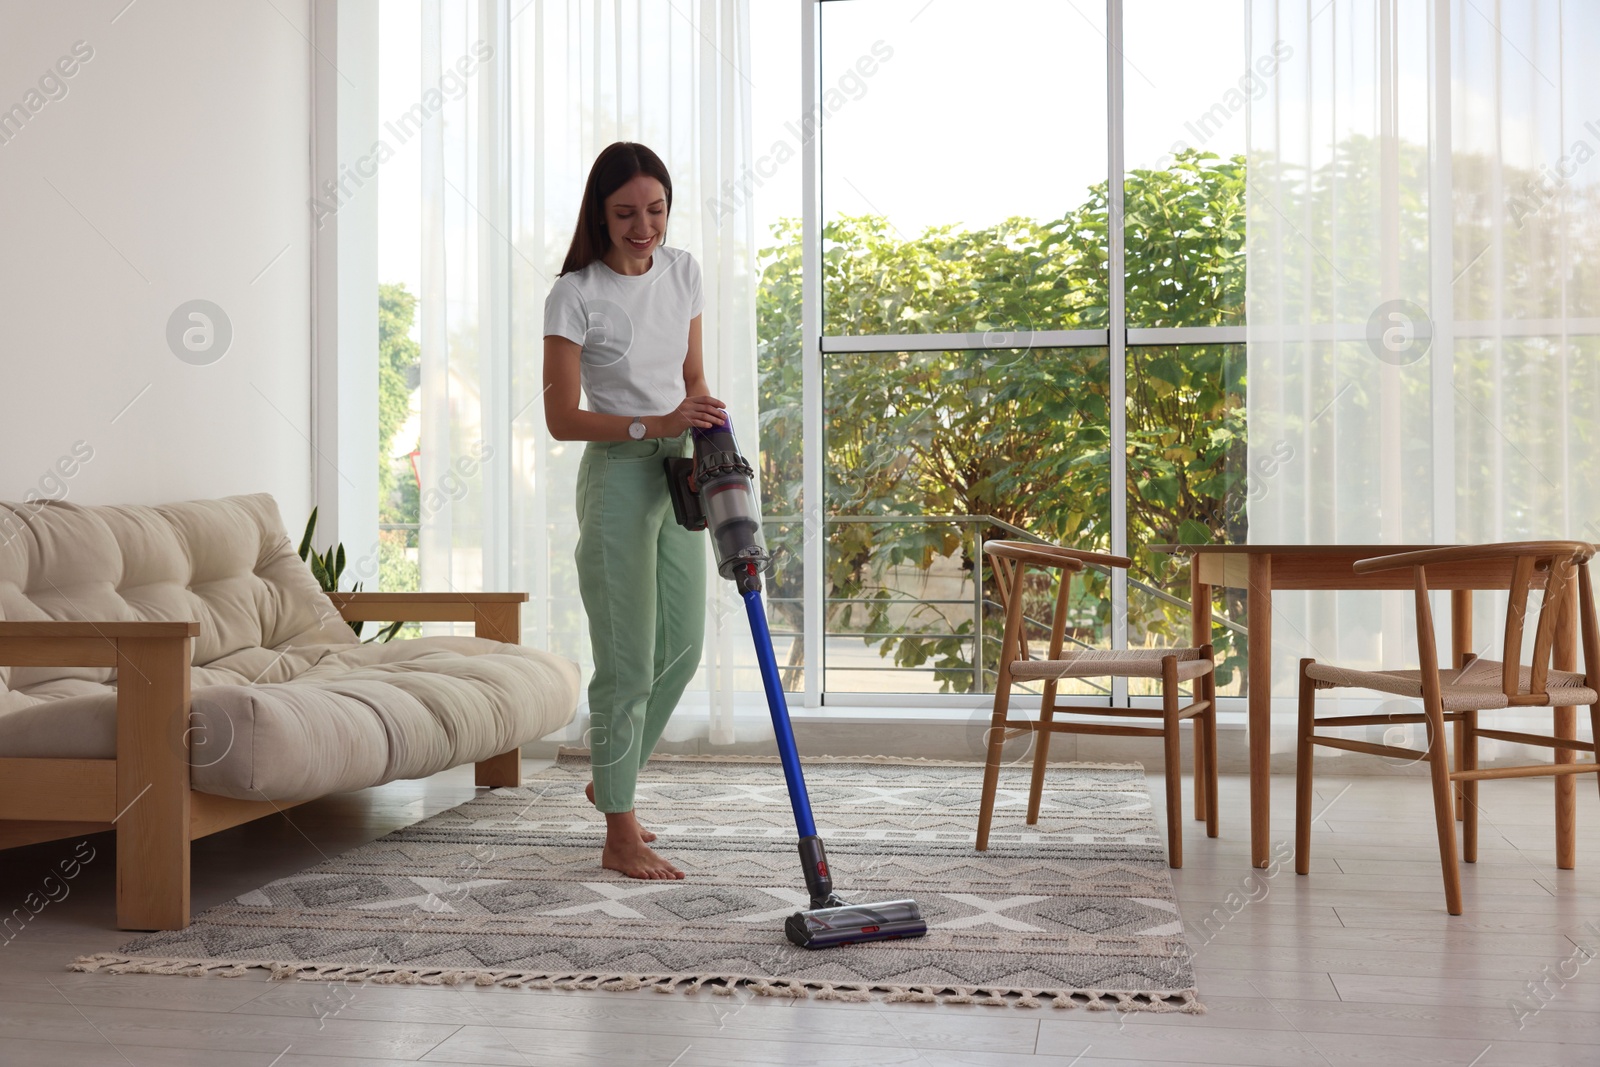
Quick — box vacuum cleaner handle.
[743,583,817,841]
[744,580,847,908]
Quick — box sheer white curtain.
[414,0,766,748]
[1247,0,1600,755]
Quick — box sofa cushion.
[0,493,358,697]
[0,493,580,801]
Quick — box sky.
[376,0,423,306]
[790,0,1248,241]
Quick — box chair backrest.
[983,540,1132,665]
[985,541,1075,665]
[1503,551,1576,701]
[1354,541,1597,703]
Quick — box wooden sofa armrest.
[0,621,199,638]
[0,620,198,666]
[328,591,528,644]
[0,619,197,931]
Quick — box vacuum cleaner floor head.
[784,898,928,949]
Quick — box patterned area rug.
[75,755,1199,1012]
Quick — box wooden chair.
[975,540,1218,867]
[1295,541,1600,915]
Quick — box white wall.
[0,0,314,521]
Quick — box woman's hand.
[663,394,726,434]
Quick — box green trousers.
[576,433,706,813]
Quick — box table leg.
[1192,563,1212,823]
[1451,591,1472,821]
[1556,586,1578,871]
[1249,552,1272,869]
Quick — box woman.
[543,142,723,880]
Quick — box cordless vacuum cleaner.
[665,414,927,949]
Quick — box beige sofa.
[0,493,579,930]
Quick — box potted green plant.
[298,508,403,643]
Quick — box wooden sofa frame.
[0,592,530,931]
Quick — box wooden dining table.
[1150,544,1581,869]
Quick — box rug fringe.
[68,952,1200,1012]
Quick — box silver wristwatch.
[628,416,647,440]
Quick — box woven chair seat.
[1008,647,1214,682]
[1305,657,1597,711]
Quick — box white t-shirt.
[542,245,704,417]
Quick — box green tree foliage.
[379,282,421,526]
[756,149,1248,692]
[377,283,422,613]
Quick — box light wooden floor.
[2,761,1599,1066]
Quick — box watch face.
[629,419,645,439]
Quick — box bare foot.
[601,812,684,880]
[587,781,656,842]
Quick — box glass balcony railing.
[764,513,1246,697]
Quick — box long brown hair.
[559,142,673,277]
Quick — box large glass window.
[819,0,1108,337]
[1122,0,1248,329]
[1121,1,1250,694]
[374,0,1258,700]
[375,0,425,639]
[813,0,1114,695]
[810,0,1248,698]
[363,0,1600,725]
[750,1,806,690]
[822,345,1111,695]
[1125,343,1247,695]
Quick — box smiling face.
[601,173,668,271]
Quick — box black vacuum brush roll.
[784,898,928,949]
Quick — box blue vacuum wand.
[665,414,927,949]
